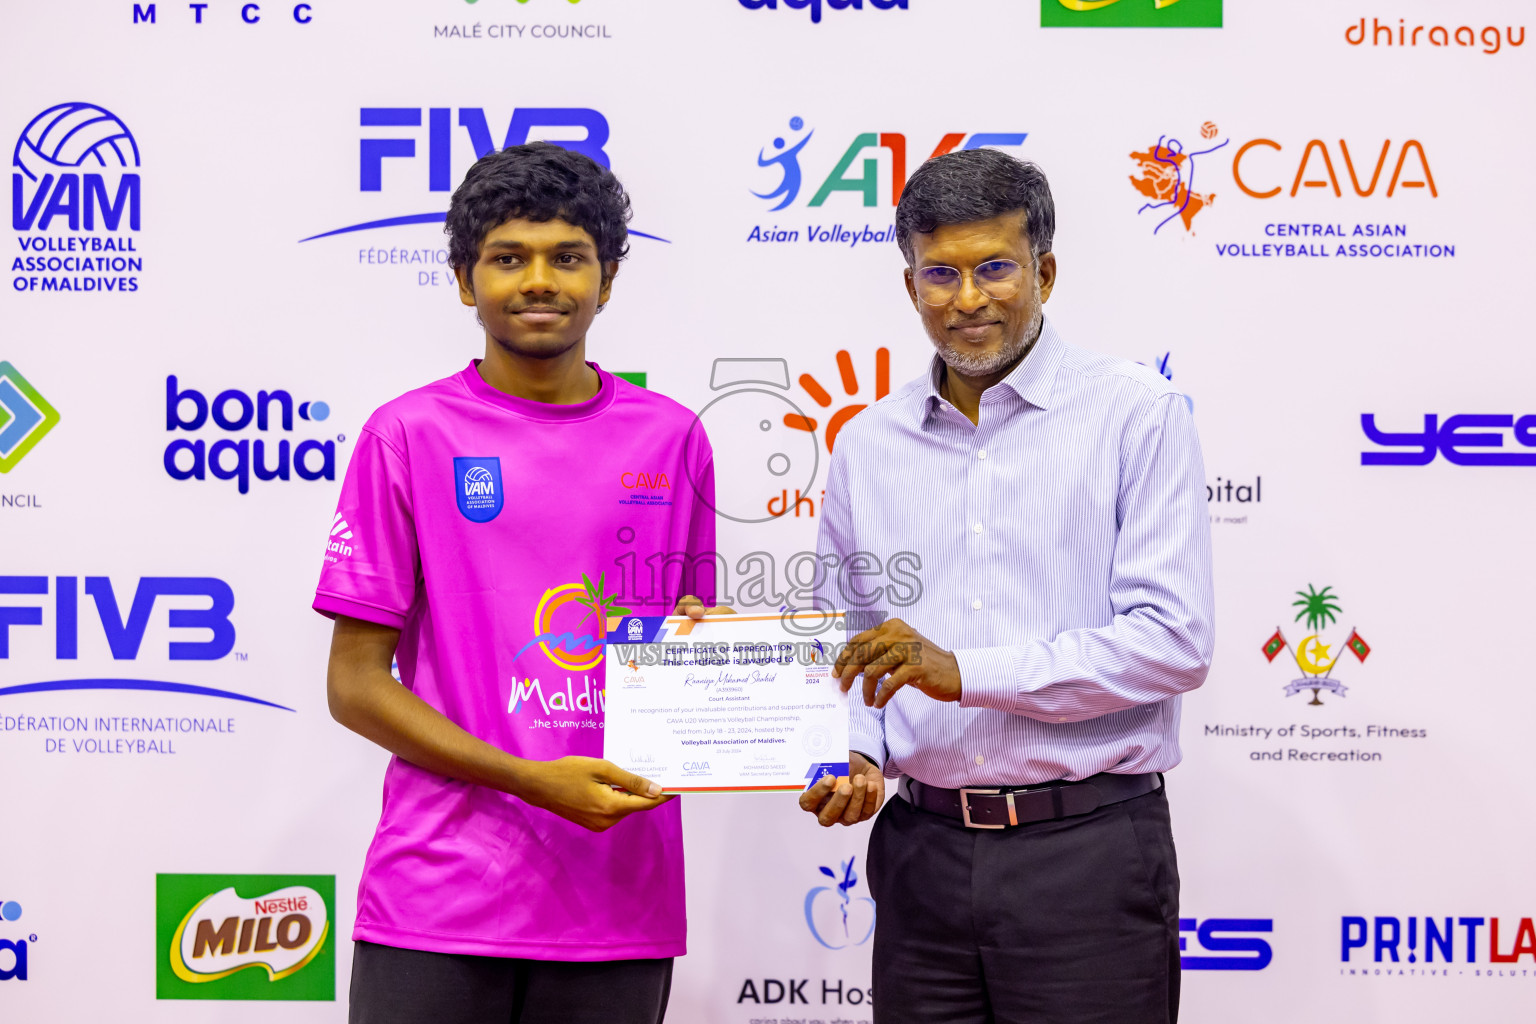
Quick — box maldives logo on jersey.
[508,574,626,721]
[453,456,502,523]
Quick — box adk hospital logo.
[747,116,1027,249]
[156,874,334,1000]
[11,102,143,294]
[1126,121,1454,262]
[806,857,875,950]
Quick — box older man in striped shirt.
[798,148,1214,1024]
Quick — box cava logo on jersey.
[747,117,1027,248]
[11,102,143,295]
[0,361,61,474]
[157,874,334,1001]
[1043,0,1221,28]
[1260,585,1371,706]
[304,106,665,281]
[1361,413,1536,466]
[0,899,32,982]
[738,0,907,24]
[453,456,503,522]
[1341,915,1536,973]
[1128,122,1455,261]
[1181,917,1273,970]
[164,377,337,494]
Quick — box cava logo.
[1044,0,1221,28]
[1261,585,1371,705]
[157,874,334,1001]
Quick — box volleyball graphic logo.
[13,102,140,182]
[1200,120,1219,140]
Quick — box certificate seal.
[803,724,832,757]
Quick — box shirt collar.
[916,316,1066,424]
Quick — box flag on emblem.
[1261,629,1287,662]
[1346,630,1371,662]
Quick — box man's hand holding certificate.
[602,611,850,793]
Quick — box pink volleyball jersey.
[313,361,715,960]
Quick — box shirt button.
[971,598,982,611]
[977,449,987,460]
[974,755,985,766]
[973,523,983,534]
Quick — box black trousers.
[867,786,1181,1024]
[348,941,673,1024]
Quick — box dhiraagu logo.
[156,874,334,1001]
[0,362,61,473]
[1043,0,1222,28]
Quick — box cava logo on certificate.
[602,612,850,793]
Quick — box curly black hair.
[446,141,632,277]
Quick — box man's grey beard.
[932,276,1043,376]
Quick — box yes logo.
[805,857,876,950]
[157,874,334,1001]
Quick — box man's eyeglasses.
[913,256,1037,306]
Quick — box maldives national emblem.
[1261,584,1372,705]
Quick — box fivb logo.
[0,575,235,661]
[157,875,334,1001]
[0,362,61,473]
[165,376,337,494]
[738,0,908,24]
[12,103,143,294]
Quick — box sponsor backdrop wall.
[2,0,1533,1020]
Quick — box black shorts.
[348,940,674,1024]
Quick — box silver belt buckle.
[959,787,1017,829]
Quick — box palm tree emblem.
[573,572,630,630]
[1291,584,1340,632]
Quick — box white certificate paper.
[602,612,850,793]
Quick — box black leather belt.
[901,772,1162,829]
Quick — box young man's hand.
[518,756,673,832]
[675,595,735,618]
[798,751,885,827]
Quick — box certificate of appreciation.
[601,612,850,793]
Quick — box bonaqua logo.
[0,899,32,982]
[164,376,338,494]
[738,0,908,25]
[12,102,143,294]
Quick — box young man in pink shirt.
[315,142,717,1023]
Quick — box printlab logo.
[1341,915,1536,969]
[0,362,61,473]
[806,857,875,950]
[1043,0,1222,28]
[1180,918,1273,970]
[747,116,1026,246]
[156,874,334,1001]
[1128,122,1451,260]
[165,377,338,494]
[1261,585,1371,705]
[12,102,143,294]
[301,107,665,257]
[1344,18,1525,56]
[0,899,32,982]
[1361,413,1536,466]
[738,0,908,24]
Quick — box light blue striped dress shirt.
[815,318,1214,788]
